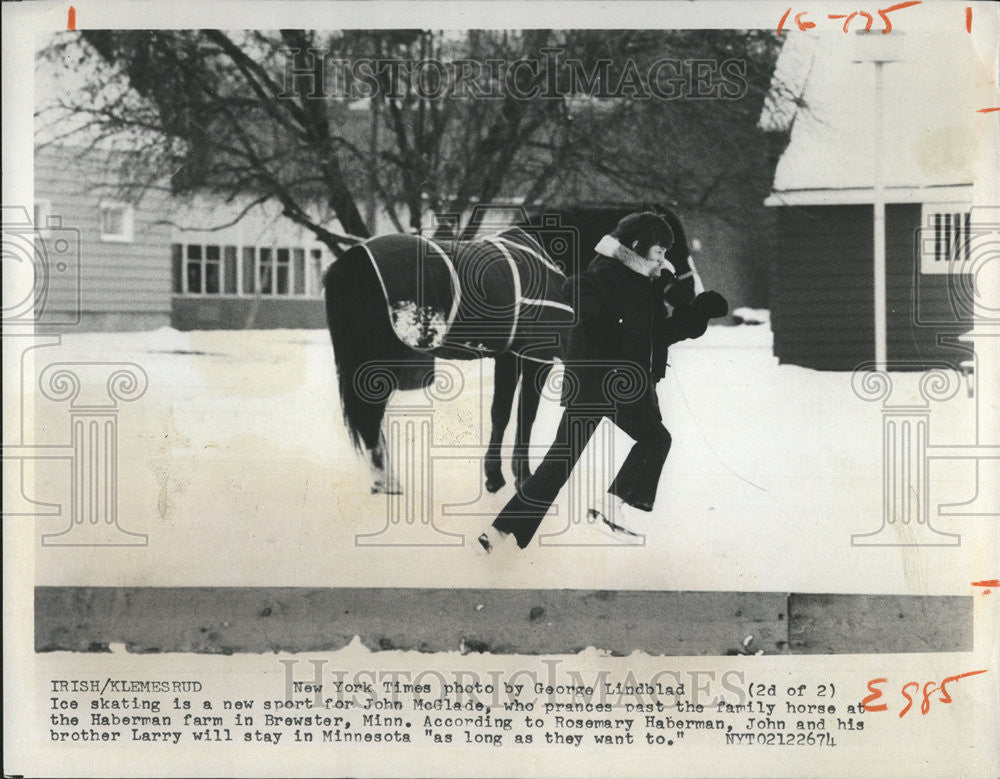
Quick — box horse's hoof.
[371,483,403,495]
[485,474,506,493]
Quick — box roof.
[762,9,999,205]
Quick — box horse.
[323,209,697,495]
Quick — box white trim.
[521,297,574,314]
[765,184,974,207]
[486,236,521,352]
[494,235,565,277]
[359,242,395,326]
[419,236,462,331]
[510,350,560,365]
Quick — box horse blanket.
[358,227,575,363]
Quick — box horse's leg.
[325,245,408,494]
[485,352,519,493]
[363,399,402,494]
[512,358,551,491]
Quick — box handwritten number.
[862,678,888,712]
[899,682,917,718]
[879,670,987,718]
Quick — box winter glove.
[662,291,728,345]
[663,303,709,344]
[693,290,728,320]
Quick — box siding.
[772,205,874,370]
[885,204,972,368]
[35,146,173,323]
[772,204,973,371]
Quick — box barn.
[761,27,998,371]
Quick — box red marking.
[966,6,972,33]
[777,7,792,34]
[972,579,1000,586]
[867,670,988,718]
[862,678,888,712]
[878,0,921,34]
[795,11,816,31]
[67,5,75,30]
[977,107,1000,114]
[829,11,874,33]
[899,681,918,718]
[934,670,989,710]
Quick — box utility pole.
[853,31,903,370]
[872,57,887,370]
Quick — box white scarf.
[594,235,677,277]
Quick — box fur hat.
[612,211,675,257]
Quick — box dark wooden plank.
[788,594,973,654]
[34,587,976,657]
[35,587,789,657]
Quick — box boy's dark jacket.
[560,251,724,410]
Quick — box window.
[99,201,134,242]
[920,203,972,275]
[204,245,221,294]
[172,244,183,293]
[310,249,326,297]
[186,245,203,293]
[224,246,238,294]
[276,248,290,295]
[242,247,256,294]
[258,248,273,294]
[173,241,327,297]
[293,249,306,295]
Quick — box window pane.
[242,247,256,294]
[259,248,272,294]
[102,206,125,236]
[224,246,238,294]
[206,245,221,261]
[172,244,183,294]
[311,249,325,298]
[187,261,202,294]
[187,245,203,260]
[293,249,306,294]
[205,260,220,294]
[276,248,289,295]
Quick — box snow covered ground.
[29,324,991,595]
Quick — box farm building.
[34,144,338,331]
[35,139,778,333]
[761,26,999,371]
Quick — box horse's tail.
[324,245,395,453]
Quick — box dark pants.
[492,393,672,548]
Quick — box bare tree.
[37,28,792,255]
